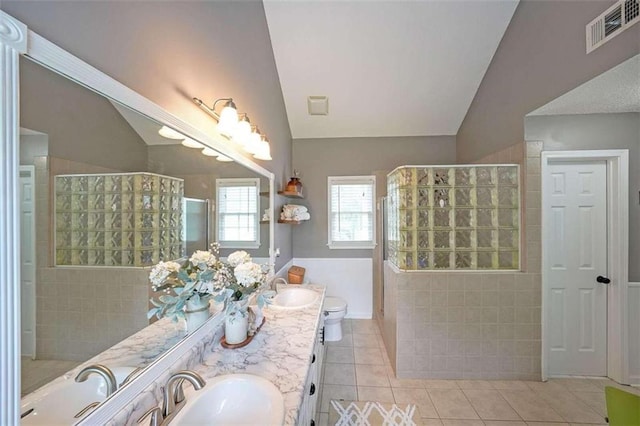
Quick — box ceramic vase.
[225,300,249,344]
[184,296,211,334]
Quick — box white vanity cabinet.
[297,315,326,426]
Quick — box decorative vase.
[286,176,302,194]
[224,300,249,344]
[184,296,211,334]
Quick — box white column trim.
[541,149,629,383]
[0,10,27,425]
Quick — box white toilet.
[323,296,348,341]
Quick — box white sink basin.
[170,374,284,425]
[21,366,139,425]
[271,287,319,309]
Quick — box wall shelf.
[278,219,302,225]
[278,190,304,199]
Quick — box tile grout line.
[564,388,607,421]
[458,386,484,422]
[462,387,526,423]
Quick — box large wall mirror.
[0,12,275,423]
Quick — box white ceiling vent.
[587,0,639,53]
[307,96,328,116]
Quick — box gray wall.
[19,134,48,165]
[457,0,640,163]
[292,136,456,258]
[525,112,640,280]
[3,1,293,270]
[21,57,148,172]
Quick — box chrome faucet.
[120,366,142,387]
[271,277,288,293]
[162,370,206,418]
[75,364,118,397]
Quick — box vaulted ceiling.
[263,0,519,140]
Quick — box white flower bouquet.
[148,244,270,322]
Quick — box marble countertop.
[22,284,325,425]
[184,284,326,425]
[21,314,190,409]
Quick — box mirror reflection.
[18,56,271,400]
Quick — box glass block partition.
[55,173,184,267]
[387,165,520,270]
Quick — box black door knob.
[310,383,316,396]
[596,276,611,284]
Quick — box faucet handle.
[137,406,163,426]
[172,378,187,404]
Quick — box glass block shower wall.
[55,173,184,267]
[387,165,520,270]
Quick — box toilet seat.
[324,297,347,312]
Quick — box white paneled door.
[545,161,608,376]
[20,166,36,358]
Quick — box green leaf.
[177,269,191,282]
[200,270,214,281]
[159,294,178,304]
[183,280,197,293]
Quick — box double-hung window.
[328,176,376,249]
[216,178,260,249]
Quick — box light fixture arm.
[192,97,237,122]
[192,97,219,121]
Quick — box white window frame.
[327,175,376,250]
[215,178,260,249]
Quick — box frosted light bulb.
[158,126,184,140]
[181,137,201,148]
[217,106,238,137]
[202,148,219,157]
[216,154,233,162]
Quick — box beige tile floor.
[21,357,80,396]
[318,319,640,426]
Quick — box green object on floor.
[605,386,640,426]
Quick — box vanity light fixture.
[216,98,238,137]
[192,96,272,161]
[202,147,219,157]
[181,137,202,149]
[253,135,272,161]
[158,125,185,140]
[216,154,234,162]
[233,114,252,146]
[158,126,201,149]
[244,126,262,154]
